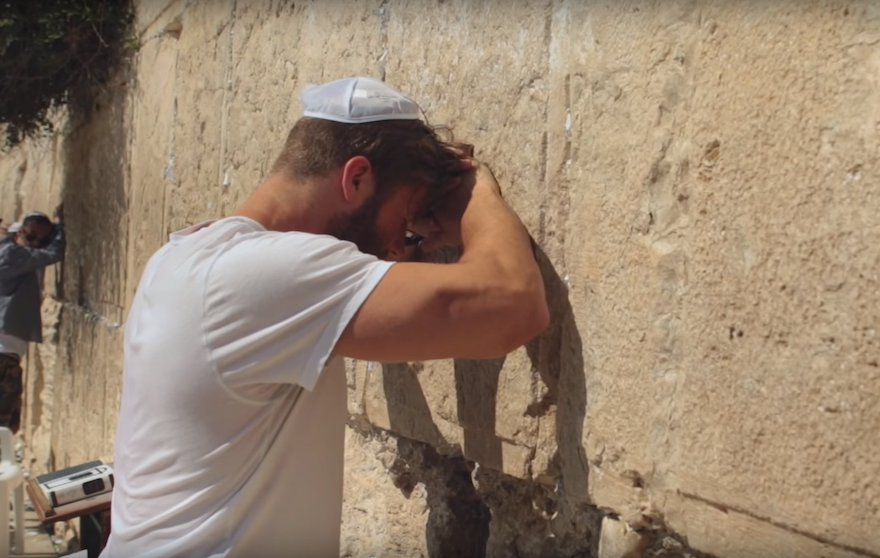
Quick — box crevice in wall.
[375,0,390,82]
[13,160,26,220]
[43,57,130,471]
[475,463,602,558]
[642,530,718,558]
[217,0,237,218]
[354,423,717,558]
[678,491,880,558]
[395,437,490,558]
[161,48,178,237]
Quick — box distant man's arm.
[0,224,65,280]
[335,164,549,362]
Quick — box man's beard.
[326,193,386,258]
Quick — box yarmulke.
[301,77,422,124]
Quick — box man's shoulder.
[188,218,341,246]
[213,221,362,259]
[0,238,20,257]
[208,227,382,287]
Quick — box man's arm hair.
[335,165,549,362]
[0,225,65,280]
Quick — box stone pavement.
[0,480,66,558]
[11,507,60,558]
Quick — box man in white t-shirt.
[102,77,549,558]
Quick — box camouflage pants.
[0,354,22,434]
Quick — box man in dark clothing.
[0,210,64,433]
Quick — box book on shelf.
[35,460,114,508]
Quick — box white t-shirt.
[101,217,393,558]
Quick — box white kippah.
[301,77,422,124]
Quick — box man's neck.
[232,174,332,234]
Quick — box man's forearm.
[455,183,549,350]
[0,228,65,279]
[459,186,540,285]
[42,224,65,263]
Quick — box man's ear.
[340,156,374,203]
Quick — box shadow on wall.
[46,74,130,468]
[381,244,463,455]
[381,361,446,449]
[380,245,494,557]
[63,78,128,320]
[381,243,589,557]
[527,244,590,499]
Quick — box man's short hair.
[22,212,52,228]
[271,117,467,200]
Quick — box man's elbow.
[480,290,550,359]
[530,297,551,338]
[505,295,550,352]
[452,273,551,359]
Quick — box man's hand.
[415,161,504,253]
[53,203,64,223]
[405,144,472,250]
[470,162,503,198]
[336,153,549,363]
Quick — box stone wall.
[1,0,879,556]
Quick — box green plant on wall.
[0,0,137,148]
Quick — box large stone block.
[163,0,236,230]
[556,1,880,555]
[349,1,880,556]
[341,426,430,558]
[386,0,550,233]
[126,16,183,308]
[222,0,388,211]
[665,3,880,553]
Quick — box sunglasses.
[404,231,424,246]
[22,232,52,248]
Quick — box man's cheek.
[403,244,426,262]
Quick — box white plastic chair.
[0,427,24,557]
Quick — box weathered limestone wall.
[2,1,879,556]
[0,127,65,471]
